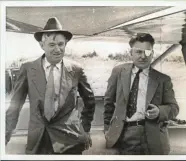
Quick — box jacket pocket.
[159,122,168,133]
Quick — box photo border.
[1,0,186,160]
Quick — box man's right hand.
[84,132,92,150]
[79,132,92,150]
[104,130,108,135]
[104,124,109,134]
[6,137,10,146]
[6,133,11,146]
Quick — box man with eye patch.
[104,33,179,155]
[6,17,95,155]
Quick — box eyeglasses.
[131,48,153,57]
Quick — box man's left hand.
[145,104,160,120]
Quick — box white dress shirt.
[43,57,62,112]
[126,66,149,122]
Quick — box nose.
[141,52,146,59]
[55,46,61,52]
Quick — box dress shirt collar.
[132,65,149,76]
[43,57,62,70]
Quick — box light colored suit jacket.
[6,54,95,154]
[104,63,179,154]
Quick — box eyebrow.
[48,42,65,46]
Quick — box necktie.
[44,65,56,121]
[126,69,142,118]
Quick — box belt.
[125,120,145,127]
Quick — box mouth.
[138,61,147,63]
[53,53,61,56]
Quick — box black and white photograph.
[1,1,186,159]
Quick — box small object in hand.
[147,112,150,116]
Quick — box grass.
[108,52,131,62]
[82,51,98,58]
[153,54,185,63]
[164,56,185,63]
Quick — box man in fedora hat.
[104,33,179,154]
[6,17,96,154]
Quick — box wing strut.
[151,44,179,67]
[180,12,186,65]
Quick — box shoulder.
[151,68,171,81]
[112,62,132,73]
[63,58,83,71]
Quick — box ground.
[6,128,186,155]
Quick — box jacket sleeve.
[104,67,118,132]
[78,67,95,132]
[157,76,179,122]
[6,64,28,144]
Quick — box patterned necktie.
[126,69,142,118]
[44,65,56,121]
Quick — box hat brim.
[34,30,73,42]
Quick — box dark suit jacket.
[104,63,179,154]
[6,55,95,154]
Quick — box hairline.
[41,32,67,43]
[130,41,154,48]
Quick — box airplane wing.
[6,6,186,44]
[95,7,186,44]
[6,6,186,64]
[6,7,170,37]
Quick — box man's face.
[131,41,153,69]
[40,33,66,64]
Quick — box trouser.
[114,125,149,155]
[36,129,85,155]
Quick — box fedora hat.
[34,17,73,42]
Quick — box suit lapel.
[121,63,133,102]
[57,58,74,112]
[31,56,74,120]
[145,68,159,109]
[31,56,47,98]
[120,65,159,109]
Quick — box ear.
[39,41,44,50]
[129,48,133,56]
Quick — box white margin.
[1,1,6,159]
[1,0,186,7]
[1,0,186,160]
